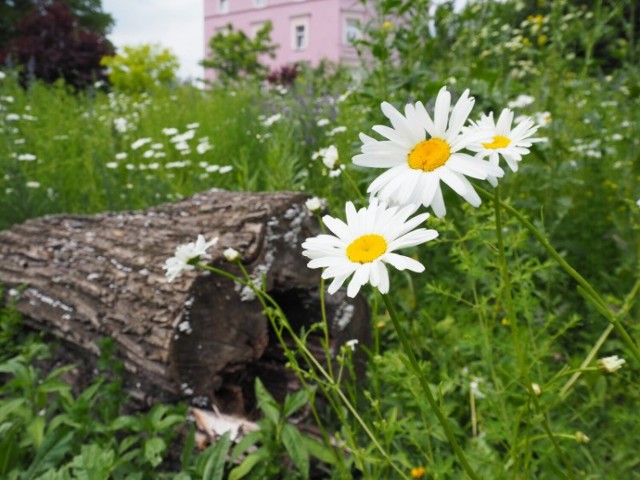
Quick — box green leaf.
[27,416,45,449]
[110,415,140,432]
[202,431,232,480]
[0,398,26,421]
[69,444,116,480]
[180,422,196,470]
[228,450,268,480]
[230,430,262,462]
[143,437,166,468]
[300,436,337,465]
[254,378,279,425]
[281,423,309,479]
[22,430,74,480]
[283,387,313,418]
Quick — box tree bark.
[0,190,369,415]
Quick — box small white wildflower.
[262,113,282,127]
[113,117,128,133]
[0,71,5,80]
[305,196,323,212]
[115,152,127,160]
[171,130,195,143]
[26,181,40,188]
[1,96,14,103]
[148,162,159,170]
[223,247,240,262]
[187,122,200,129]
[106,162,118,169]
[470,377,486,399]
[143,150,154,158]
[151,143,164,150]
[14,138,25,144]
[328,126,347,136]
[316,118,330,127]
[131,138,151,150]
[162,127,178,136]
[507,94,535,109]
[197,142,212,155]
[345,339,359,351]
[164,235,218,282]
[17,153,36,162]
[636,199,640,208]
[314,145,339,169]
[206,165,220,173]
[125,164,135,171]
[219,165,233,174]
[6,113,20,121]
[598,355,625,373]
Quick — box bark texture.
[0,190,369,415]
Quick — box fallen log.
[0,190,370,415]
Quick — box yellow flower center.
[407,138,451,172]
[346,234,387,263]
[482,135,511,149]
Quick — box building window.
[254,0,266,7]
[344,18,361,44]
[219,0,229,13]
[291,17,309,51]
[250,21,265,38]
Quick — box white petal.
[431,185,446,217]
[433,87,451,136]
[382,253,425,272]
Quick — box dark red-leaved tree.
[0,0,113,89]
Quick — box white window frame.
[291,16,309,51]
[344,17,362,44]
[219,0,229,14]
[250,21,266,38]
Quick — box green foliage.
[202,22,277,84]
[101,44,180,94]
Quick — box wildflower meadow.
[1,0,639,478]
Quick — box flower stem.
[380,294,480,480]
[478,186,640,364]
[493,187,576,479]
[194,261,408,479]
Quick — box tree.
[100,44,180,93]
[0,0,113,52]
[202,21,277,84]
[0,0,113,89]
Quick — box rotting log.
[0,189,370,416]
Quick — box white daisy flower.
[467,108,542,186]
[353,86,503,217]
[164,235,218,282]
[302,199,438,298]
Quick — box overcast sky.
[102,0,204,81]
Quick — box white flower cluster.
[302,86,543,297]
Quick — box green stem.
[380,294,480,480]
[195,261,408,479]
[478,187,640,363]
[493,187,576,479]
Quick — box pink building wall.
[203,0,372,81]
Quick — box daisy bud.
[575,431,590,444]
[223,247,241,262]
[531,383,542,396]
